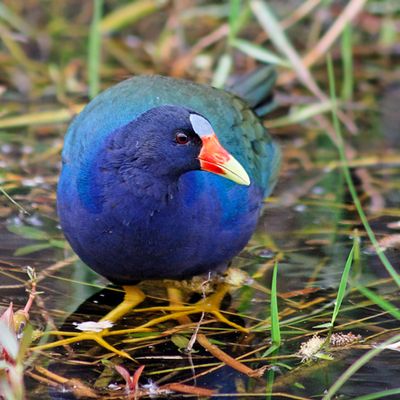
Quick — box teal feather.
[63,74,280,197]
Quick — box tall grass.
[263,260,281,357]
[88,0,103,99]
[340,24,353,101]
[315,241,355,329]
[326,53,400,288]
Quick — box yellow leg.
[100,285,145,322]
[132,283,249,333]
[31,286,146,359]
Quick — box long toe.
[31,330,134,360]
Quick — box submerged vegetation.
[1,0,400,399]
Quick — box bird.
[33,67,280,358]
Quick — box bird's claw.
[31,329,131,359]
[133,285,249,333]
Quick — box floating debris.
[330,332,362,347]
[73,320,113,332]
[298,335,327,362]
[375,340,400,352]
[224,268,252,287]
[387,221,400,229]
[298,332,362,362]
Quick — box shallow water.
[1,140,400,399]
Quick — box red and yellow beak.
[198,134,250,186]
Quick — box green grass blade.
[0,3,33,35]
[16,324,33,365]
[232,38,291,67]
[100,0,163,34]
[228,0,241,43]
[331,244,354,326]
[262,343,280,358]
[266,100,334,128]
[261,261,281,356]
[0,187,28,214]
[326,54,400,288]
[265,366,275,400]
[357,285,400,320]
[250,0,322,97]
[314,243,354,329]
[228,0,250,44]
[8,225,49,240]
[270,260,281,346]
[250,0,295,58]
[88,0,103,99]
[14,243,52,256]
[341,23,353,101]
[212,53,232,88]
[352,388,400,400]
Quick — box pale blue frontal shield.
[189,114,214,137]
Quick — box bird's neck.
[123,169,179,204]
[76,137,185,214]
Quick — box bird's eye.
[175,131,189,145]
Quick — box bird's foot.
[31,285,147,359]
[133,283,249,333]
[31,327,133,359]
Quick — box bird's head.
[106,105,250,186]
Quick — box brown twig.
[34,366,98,398]
[303,0,368,69]
[166,286,265,378]
[197,333,268,378]
[281,0,322,30]
[36,255,77,284]
[161,382,215,397]
[170,24,229,77]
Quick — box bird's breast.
[58,167,263,282]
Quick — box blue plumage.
[58,74,280,283]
